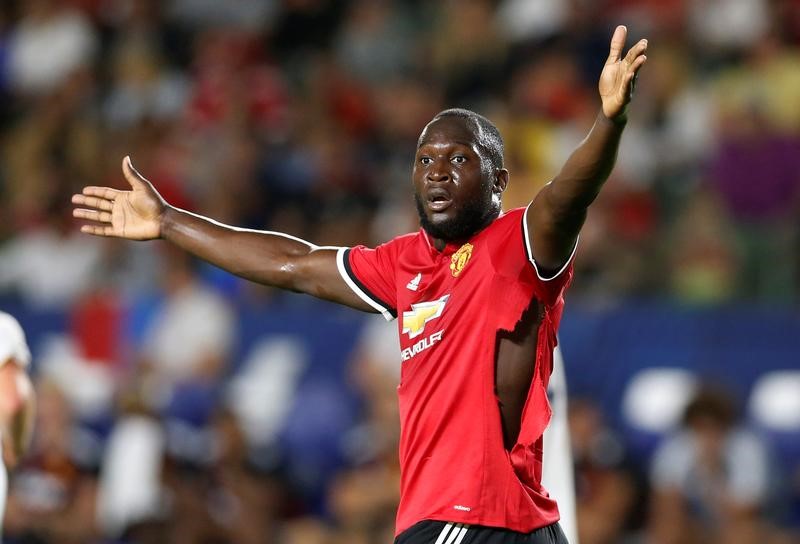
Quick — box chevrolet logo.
[402,295,449,339]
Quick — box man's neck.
[427,211,501,252]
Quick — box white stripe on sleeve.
[522,202,579,282]
[335,247,394,321]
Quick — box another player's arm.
[527,25,648,272]
[72,158,375,312]
[0,358,35,468]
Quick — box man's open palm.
[72,157,165,240]
[599,25,648,120]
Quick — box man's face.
[412,117,501,242]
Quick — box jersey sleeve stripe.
[336,247,397,321]
[522,202,578,282]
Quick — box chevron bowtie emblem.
[402,295,449,339]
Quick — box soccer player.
[0,312,36,528]
[73,26,646,544]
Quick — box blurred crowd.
[0,0,799,543]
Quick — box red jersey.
[336,206,575,536]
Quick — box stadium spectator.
[569,399,639,544]
[648,387,775,544]
[6,0,97,97]
[0,195,104,309]
[135,246,235,415]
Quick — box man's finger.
[72,194,113,211]
[80,186,121,200]
[80,225,115,237]
[623,39,648,65]
[121,155,148,189]
[607,25,627,63]
[624,57,646,98]
[628,54,647,75]
[73,208,113,223]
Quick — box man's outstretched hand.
[72,156,166,240]
[599,25,648,121]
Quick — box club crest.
[450,243,473,277]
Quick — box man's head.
[413,109,508,242]
[682,387,737,462]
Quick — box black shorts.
[395,520,569,544]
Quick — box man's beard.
[414,187,500,242]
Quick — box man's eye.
[452,156,466,164]
[420,157,433,165]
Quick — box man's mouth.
[427,189,452,212]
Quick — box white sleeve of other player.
[0,312,31,368]
[543,344,579,544]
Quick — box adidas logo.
[406,273,422,291]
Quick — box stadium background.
[0,0,799,543]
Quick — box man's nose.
[427,163,450,182]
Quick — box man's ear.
[494,168,509,195]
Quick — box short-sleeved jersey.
[0,312,31,369]
[336,206,575,536]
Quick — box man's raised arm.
[72,157,375,312]
[526,25,648,274]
